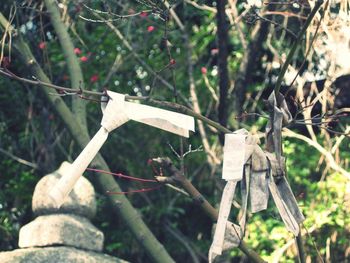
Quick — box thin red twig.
[86,167,158,182]
[106,185,163,195]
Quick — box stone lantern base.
[0,246,128,263]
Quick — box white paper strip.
[209,180,238,258]
[102,91,195,137]
[125,102,194,137]
[209,132,247,262]
[222,133,246,181]
[49,90,195,208]
[268,176,300,235]
[238,165,250,233]
[209,221,241,263]
[101,92,129,132]
[49,127,108,207]
[250,171,269,213]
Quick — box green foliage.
[0,1,349,262]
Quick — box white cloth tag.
[222,133,246,181]
[49,90,195,208]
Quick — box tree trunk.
[216,0,230,142]
[0,12,175,263]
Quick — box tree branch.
[0,67,232,135]
[274,0,324,96]
[153,157,266,263]
[232,2,271,115]
[217,0,230,138]
[283,128,350,179]
[44,0,87,128]
[0,12,175,263]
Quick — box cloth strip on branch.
[49,90,195,208]
[209,92,304,262]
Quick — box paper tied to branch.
[209,218,241,263]
[266,153,305,235]
[209,131,247,262]
[264,91,304,235]
[101,92,195,137]
[209,91,305,261]
[222,131,247,181]
[49,90,195,208]
[265,92,292,166]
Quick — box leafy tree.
[0,0,349,262]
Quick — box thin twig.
[0,67,233,134]
[274,0,324,95]
[153,157,266,263]
[286,0,328,93]
[283,128,350,179]
[88,12,190,106]
[0,148,38,169]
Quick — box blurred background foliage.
[0,0,349,262]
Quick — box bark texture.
[216,0,230,136]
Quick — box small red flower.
[140,11,148,18]
[38,42,46,50]
[80,56,88,62]
[169,59,176,65]
[90,74,99,83]
[211,48,219,55]
[201,67,207,75]
[74,48,82,55]
[147,26,155,32]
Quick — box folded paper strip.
[209,92,304,263]
[209,131,246,260]
[50,91,195,208]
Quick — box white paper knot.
[101,92,129,132]
[209,130,248,261]
[209,129,305,262]
[49,90,195,208]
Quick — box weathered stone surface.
[0,246,129,263]
[19,214,104,252]
[32,162,96,219]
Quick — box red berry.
[140,11,148,18]
[74,48,82,55]
[147,26,155,32]
[80,56,88,62]
[170,59,176,65]
[201,67,207,75]
[211,48,219,55]
[90,74,99,83]
[38,42,46,50]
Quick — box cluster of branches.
[0,0,349,262]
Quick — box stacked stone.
[0,162,128,263]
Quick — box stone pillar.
[0,162,128,263]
